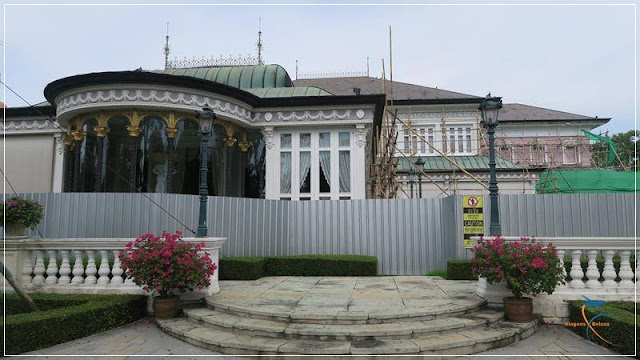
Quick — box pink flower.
[532,257,545,269]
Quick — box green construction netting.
[536,169,639,194]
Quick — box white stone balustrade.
[2,237,225,299]
[472,236,637,323]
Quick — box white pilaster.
[262,127,277,200]
[52,133,64,193]
[353,124,368,199]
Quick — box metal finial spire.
[257,17,264,65]
[164,22,171,69]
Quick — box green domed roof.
[160,64,294,89]
[245,86,332,98]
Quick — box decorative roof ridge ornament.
[166,54,260,69]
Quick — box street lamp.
[415,157,425,199]
[195,107,217,237]
[478,93,503,235]
[408,167,415,199]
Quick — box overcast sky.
[1,2,637,133]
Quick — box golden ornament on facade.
[127,125,142,137]
[63,134,74,147]
[224,136,238,147]
[238,141,250,152]
[166,127,178,139]
[71,130,87,142]
[93,126,111,138]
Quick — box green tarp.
[536,169,639,194]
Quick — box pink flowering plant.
[119,231,217,298]
[0,196,43,229]
[471,236,565,298]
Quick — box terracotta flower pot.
[504,297,533,322]
[153,296,181,319]
[5,223,26,236]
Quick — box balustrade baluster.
[557,249,567,288]
[21,250,33,285]
[32,250,46,285]
[97,250,111,285]
[58,250,72,284]
[585,250,601,288]
[601,250,617,289]
[569,250,585,288]
[45,250,59,284]
[635,251,638,283]
[111,250,124,285]
[85,250,98,284]
[618,250,634,288]
[71,250,85,284]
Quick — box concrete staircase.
[158,297,539,355]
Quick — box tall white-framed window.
[563,145,578,164]
[276,130,353,200]
[397,125,436,156]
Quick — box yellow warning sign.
[462,195,484,248]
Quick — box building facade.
[3,65,609,199]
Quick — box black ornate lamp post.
[195,107,217,237]
[478,93,503,235]
[408,167,415,199]
[415,157,425,199]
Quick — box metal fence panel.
[10,192,637,275]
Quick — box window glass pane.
[280,152,291,193]
[319,151,331,192]
[300,133,311,148]
[465,127,472,153]
[339,150,350,192]
[299,151,311,193]
[420,129,426,153]
[428,128,434,154]
[319,132,331,147]
[339,132,350,147]
[280,134,291,148]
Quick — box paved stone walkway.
[22,319,623,358]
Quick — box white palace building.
[1,63,609,199]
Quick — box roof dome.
[159,64,294,89]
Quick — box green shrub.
[219,257,266,280]
[266,255,377,276]
[567,300,639,356]
[0,293,147,354]
[447,259,474,280]
[426,270,447,278]
[219,255,378,279]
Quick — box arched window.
[173,119,201,195]
[138,116,168,193]
[79,119,98,192]
[104,115,134,192]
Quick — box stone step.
[158,316,539,355]
[183,307,505,340]
[204,294,487,324]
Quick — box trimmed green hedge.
[568,300,639,356]
[1,293,147,354]
[219,256,266,280]
[447,259,474,280]
[219,255,377,279]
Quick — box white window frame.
[275,129,354,200]
[562,145,578,165]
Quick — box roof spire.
[164,22,170,69]
[257,17,264,65]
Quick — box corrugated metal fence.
[13,193,638,275]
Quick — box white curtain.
[339,151,350,192]
[319,151,331,190]
[299,151,311,190]
[280,152,291,193]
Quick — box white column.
[601,250,618,289]
[557,249,567,288]
[32,250,46,285]
[569,250,585,288]
[618,250,634,288]
[97,250,111,285]
[585,250,601,289]
[111,250,124,285]
[52,133,64,193]
[71,250,85,284]
[353,124,368,199]
[85,250,98,284]
[261,127,277,200]
[58,250,71,284]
